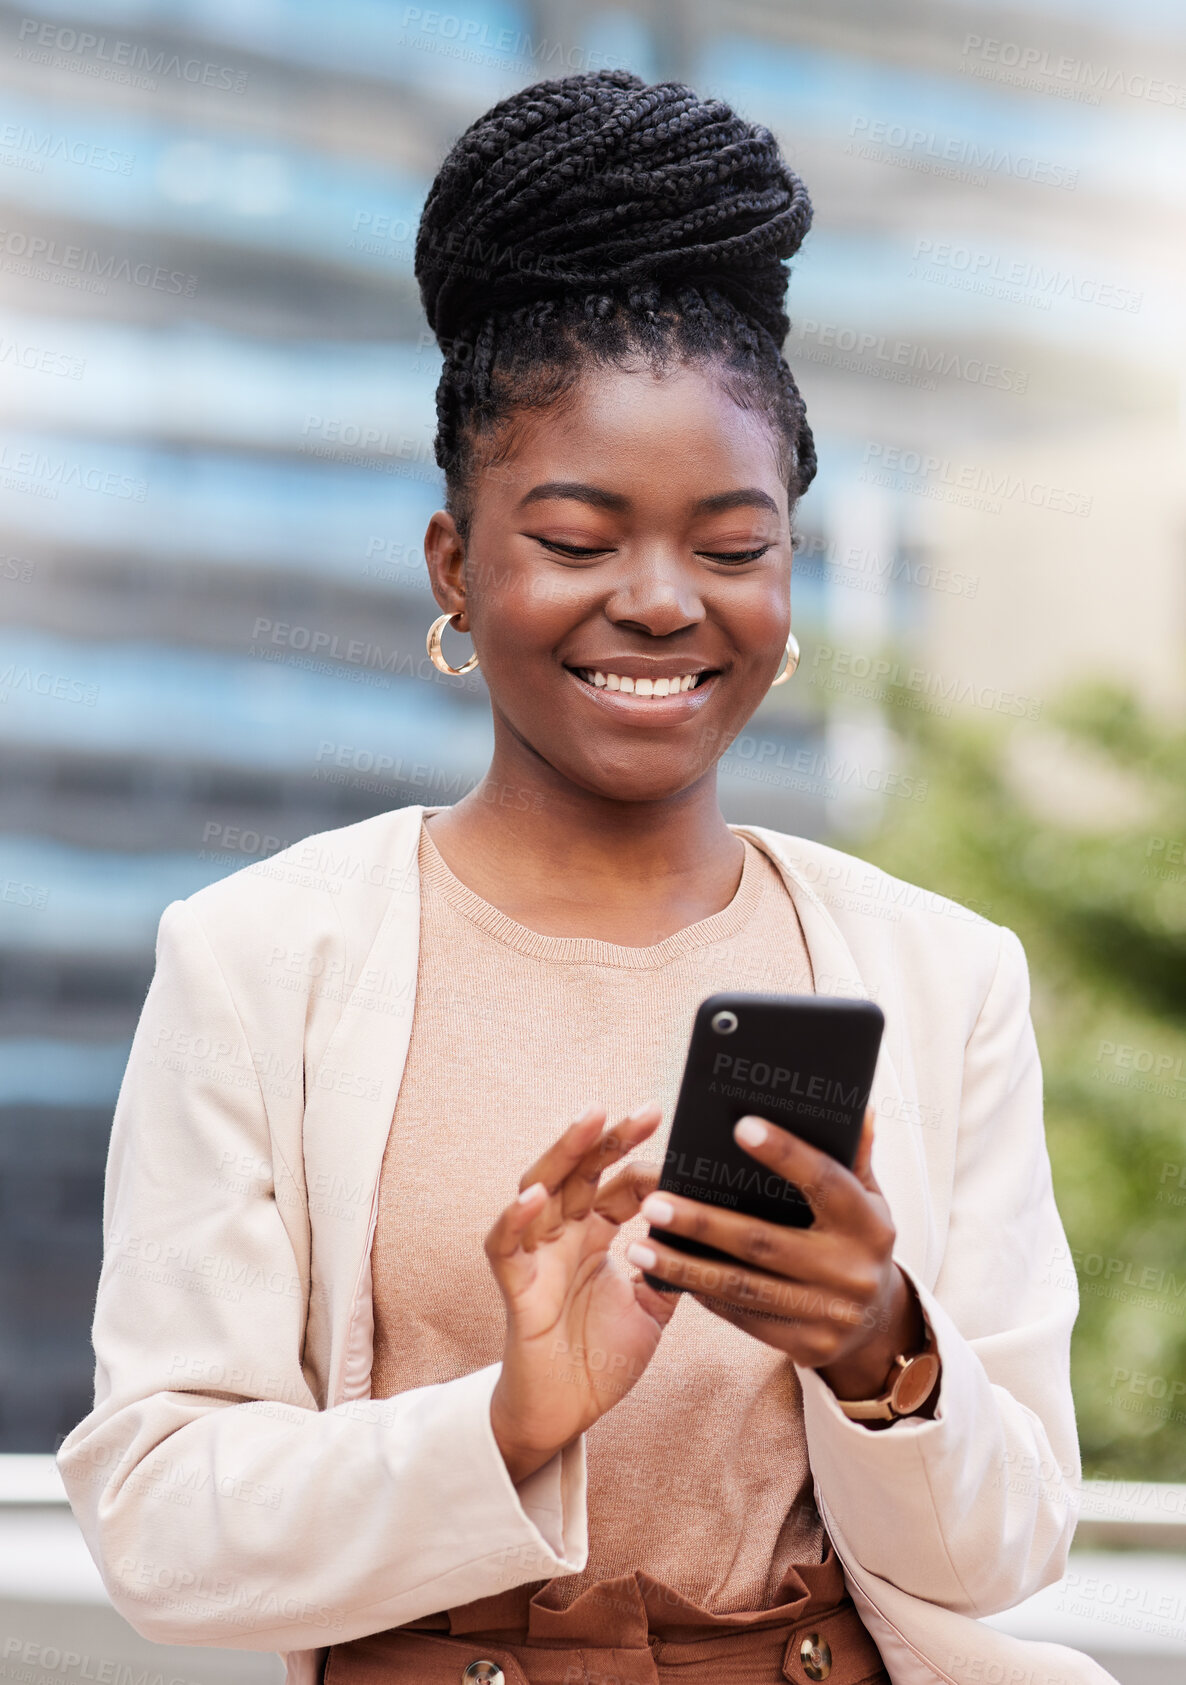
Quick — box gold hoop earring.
[769,631,800,688]
[426,611,479,676]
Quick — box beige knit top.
[368,818,823,1616]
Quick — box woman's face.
[425,358,795,804]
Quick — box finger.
[592,1160,662,1226]
[695,1293,803,1334]
[484,1180,549,1299]
[560,1103,663,1221]
[632,1273,681,1330]
[626,1233,869,1329]
[730,1114,872,1234]
[694,1293,847,1365]
[516,1104,607,1198]
[638,1188,860,1294]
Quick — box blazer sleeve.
[56,896,588,1652]
[796,921,1083,1616]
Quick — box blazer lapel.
[303,803,428,1406]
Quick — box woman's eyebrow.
[696,488,781,517]
[517,481,630,512]
[516,482,780,517]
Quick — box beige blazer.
[57,803,1119,1685]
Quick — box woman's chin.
[561,754,717,806]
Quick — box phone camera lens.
[711,1010,738,1035]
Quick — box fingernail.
[735,1117,767,1147]
[629,1099,661,1120]
[518,1181,545,1203]
[640,1195,674,1225]
[626,1241,657,1269]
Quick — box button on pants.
[325,1594,890,1684]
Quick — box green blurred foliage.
[858,677,1186,1482]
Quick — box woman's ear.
[422,509,469,630]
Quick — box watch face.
[892,1351,941,1415]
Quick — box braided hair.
[415,68,815,542]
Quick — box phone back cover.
[649,992,884,1277]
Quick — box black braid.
[415,68,816,540]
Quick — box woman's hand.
[485,1102,679,1484]
[625,1107,932,1416]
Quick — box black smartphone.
[643,992,884,1292]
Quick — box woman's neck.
[422,760,746,946]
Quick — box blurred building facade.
[0,0,1183,1448]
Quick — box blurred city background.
[0,0,1183,1679]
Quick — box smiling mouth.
[568,667,718,697]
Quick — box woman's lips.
[564,665,720,721]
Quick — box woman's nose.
[602,556,706,638]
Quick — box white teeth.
[576,669,708,694]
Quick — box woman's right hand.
[485,1102,679,1484]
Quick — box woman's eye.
[701,545,773,564]
[532,538,772,562]
[534,538,611,558]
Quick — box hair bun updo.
[416,68,818,526]
[415,67,813,350]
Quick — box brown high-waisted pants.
[324,1541,891,1685]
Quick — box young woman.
[59,70,1117,1685]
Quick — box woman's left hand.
[626,1106,929,1407]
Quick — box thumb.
[851,1105,880,1192]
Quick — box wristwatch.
[835,1318,941,1422]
